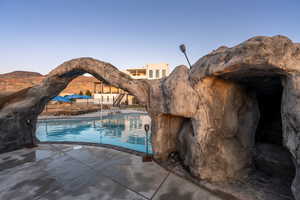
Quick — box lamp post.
[142,124,152,162]
[179,44,192,68]
[25,119,38,148]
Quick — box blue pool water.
[36,113,152,154]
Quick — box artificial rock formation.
[1,35,300,199]
[180,77,260,182]
[0,58,149,152]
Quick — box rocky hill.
[0,71,43,78]
[0,71,99,95]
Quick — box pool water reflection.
[36,113,152,153]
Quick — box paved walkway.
[0,144,222,200]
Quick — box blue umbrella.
[51,96,71,102]
[65,94,92,100]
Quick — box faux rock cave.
[1,35,300,199]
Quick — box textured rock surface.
[282,74,300,199]
[181,77,260,182]
[161,65,198,118]
[189,35,299,83]
[1,35,300,199]
[151,114,184,161]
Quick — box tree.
[79,91,83,95]
[85,90,92,96]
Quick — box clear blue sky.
[1,0,300,74]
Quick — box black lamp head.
[144,124,150,132]
[179,44,186,53]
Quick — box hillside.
[0,71,100,95]
[0,71,43,78]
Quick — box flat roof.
[126,68,146,71]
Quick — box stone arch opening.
[41,73,138,116]
[219,69,296,198]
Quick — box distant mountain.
[0,71,43,78]
[0,70,100,95]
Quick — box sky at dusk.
[1,0,300,74]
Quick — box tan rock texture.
[1,35,300,199]
[181,77,260,182]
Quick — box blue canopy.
[51,96,71,102]
[65,94,92,99]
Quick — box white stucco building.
[93,63,171,105]
[122,63,170,80]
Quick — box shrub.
[85,90,92,96]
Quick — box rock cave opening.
[249,76,294,178]
[228,73,296,198]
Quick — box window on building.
[162,69,166,77]
[111,86,119,94]
[156,70,159,78]
[149,70,153,78]
[103,85,110,93]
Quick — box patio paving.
[0,144,223,200]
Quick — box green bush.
[85,90,92,96]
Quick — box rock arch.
[1,35,300,199]
[0,57,149,153]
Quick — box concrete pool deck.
[0,144,222,200]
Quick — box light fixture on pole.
[25,119,38,148]
[179,44,192,68]
[142,124,152,162]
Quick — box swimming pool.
[36,113,152,154]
